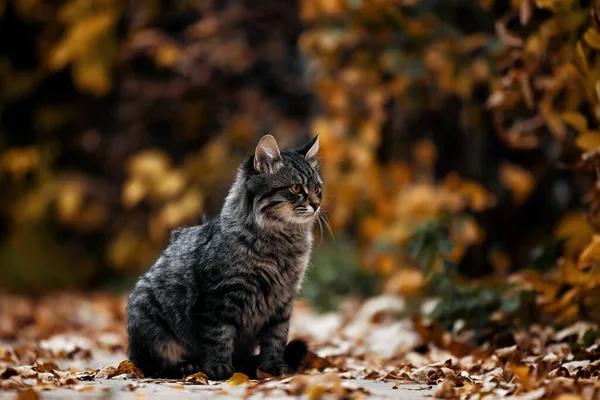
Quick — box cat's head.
[244,134,322,228]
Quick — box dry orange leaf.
[185,371,209,385]
[95,360,144,379]
[584,26,600,50]
[555,212,595,257]
[226,372,251,386]
[576,131,600,151]
[561,111,588,133]
[509,363,536,390]
[499,162,535,205]
[306,383,327,400]
[16,389,39,400]
[256,369,275,380]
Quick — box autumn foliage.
[1,0,600,327]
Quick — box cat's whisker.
[316,214,324,247]
[321,213,336,244]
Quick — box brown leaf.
[16,389,39,400]
[434,377,456,398]
[184,371,208,385]
[303,352,334,371]
[95,360,144,379]
[256,369,275,380]
[412,319,445,348]
[508,363,536,390]
[495,345,521,363]
[33,361,59,373]
[286,375,308,396]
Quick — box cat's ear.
[298,135,319,169]
[254,134,282,173]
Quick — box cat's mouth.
[292,206,320,223]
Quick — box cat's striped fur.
[126,135,321,380]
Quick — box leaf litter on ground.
[0,293,599,398]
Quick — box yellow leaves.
[555,395,584,400]
[48,12,116,70]
[46,2,120,96]
[454,181,497,212]
[561,112,588,133]
[583,27,600,50]
[123,150,200,235]
[226,372,251,386]
[555,212,595,257]
[56,181,85,223]
[154,188,204,233]
[122,180,146,209]
[384,268,425,296]
[375,255,397,276]
[0,147,40,177]
[155,43,182,68]
[107,229,157,270]
[559,259,597,287]
[577,235,600,281]
[576,131,600,151]
[574,41,589,76]
[54,179,106,231]
[534,0,573,11]
[306,383,327,400]
[72,55,112,97]
[127,150,171,180]
[499,163,535,205]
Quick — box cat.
[126,134,322,380]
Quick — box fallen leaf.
[95,360,144,379]
[226,372,250,386]
[184,371,208,385]
[256,369,275,380]
[16,389,39,400]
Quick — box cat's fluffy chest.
[237,250,310,337]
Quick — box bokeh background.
[1,0,600,329]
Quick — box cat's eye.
[315,185,321,194]
[290,184,302,194]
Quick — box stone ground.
[0,348,435,399]
[0,380,435,399]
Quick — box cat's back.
[129,220,218,297]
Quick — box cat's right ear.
[254,134,282,173]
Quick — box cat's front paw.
[178,362,202,377]
[261,363,294,376]
[203,363,235,381]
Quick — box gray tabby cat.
[126,134,322,380]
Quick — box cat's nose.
[310,201,320,212]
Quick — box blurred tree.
[0,0,599,329]
[0,0,312,291]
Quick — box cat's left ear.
[298,135,320,169]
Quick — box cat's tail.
[283,338,309,369]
